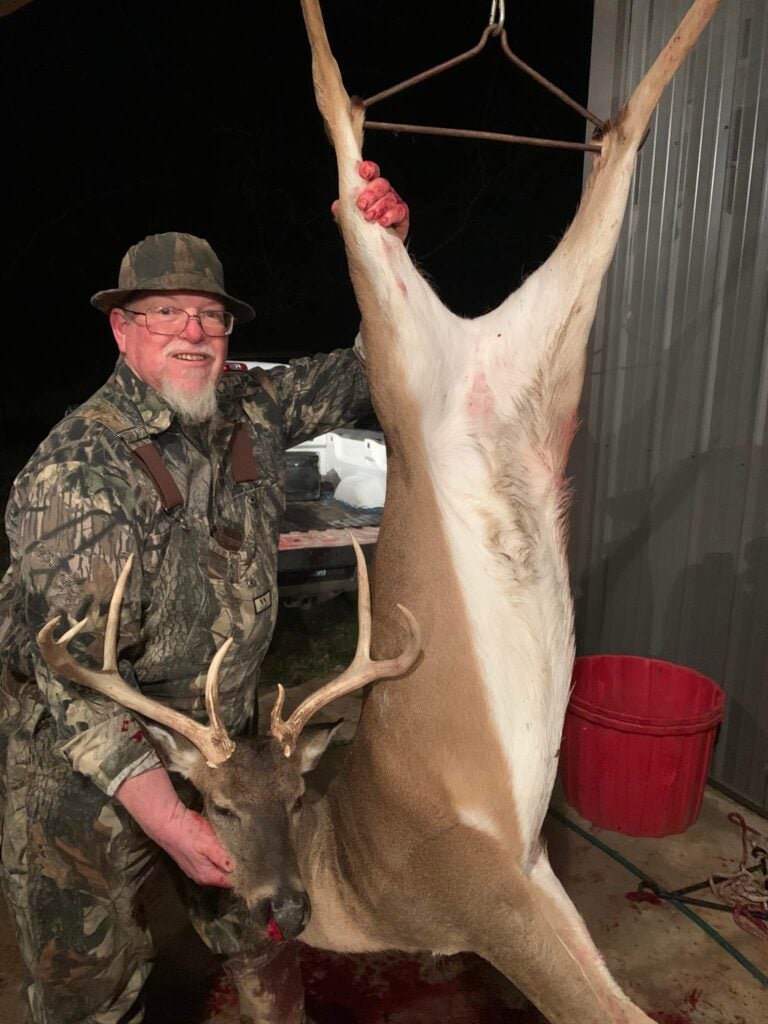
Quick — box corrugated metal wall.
[570,0,768,812]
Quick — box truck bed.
[277,498,381,601]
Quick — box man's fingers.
[358,160,380,181]
[331,163,409,241]
[204,843,234,886]
[190,847,234,887]
[357,177,392,210]
[193,818,235,874]
[380,202,408,229]
[363,193,398,222]
[200,836,235,874]
[198,866,233,888]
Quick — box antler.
[270,536,421,757]
[37,555,236,767]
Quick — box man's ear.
[109,306,129,351]
[293,720,345,775]
[145,724,205,779]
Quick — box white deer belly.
[408,306,576,855]
[433,447,574,854]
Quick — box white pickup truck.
[224,360,387,607]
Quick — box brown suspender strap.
[229,422,259,484]
[131,443,185,512]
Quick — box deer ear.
[294,720,345,774]
[146,725,205,778]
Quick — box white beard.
[160,378,219,423]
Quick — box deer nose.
[269,889,311,940]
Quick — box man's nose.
[180,314,206,340]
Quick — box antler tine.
[203,637,236,764]
[103,554,133,671]
[352,534,372,660]
[37,557,237,767]
[269,683,287,739]
[270,536,422,757]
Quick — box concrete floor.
[542,784,768,1024]
[0,681,766,1022]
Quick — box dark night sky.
[1,0,595,438]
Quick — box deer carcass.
[297,0,721,1017]
[38,1,722,1020]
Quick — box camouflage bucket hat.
[90,231,255,323]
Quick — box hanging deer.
[39,1,722,1020]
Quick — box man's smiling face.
[110,291,229,420]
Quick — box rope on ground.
[709,812,768,940]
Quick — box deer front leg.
[224,945,305,1024]
[449,837,654,1024]
[520,844,653,1023]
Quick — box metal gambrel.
[362,0,606,154]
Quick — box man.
[0,163,408,1024]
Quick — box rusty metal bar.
[498,30,605,130]
[363,26,495,110]
[365,121,602,154]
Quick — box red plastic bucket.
[560,655,725,837]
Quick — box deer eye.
[212,803,239,821]
[291,795,304,815]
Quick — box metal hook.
[489,0,505,36]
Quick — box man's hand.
[151,804,234,888]
[332,161,410,243]
[117,767,234,888]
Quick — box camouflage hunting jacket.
[0,351,370,796]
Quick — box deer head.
[37,538,421,939]
[152,709,345,939]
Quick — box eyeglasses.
[120,305,235,337]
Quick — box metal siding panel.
[714,1,768,808]
[574,0,768,810]
[659,11,738,674]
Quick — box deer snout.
[269,888,310,940]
